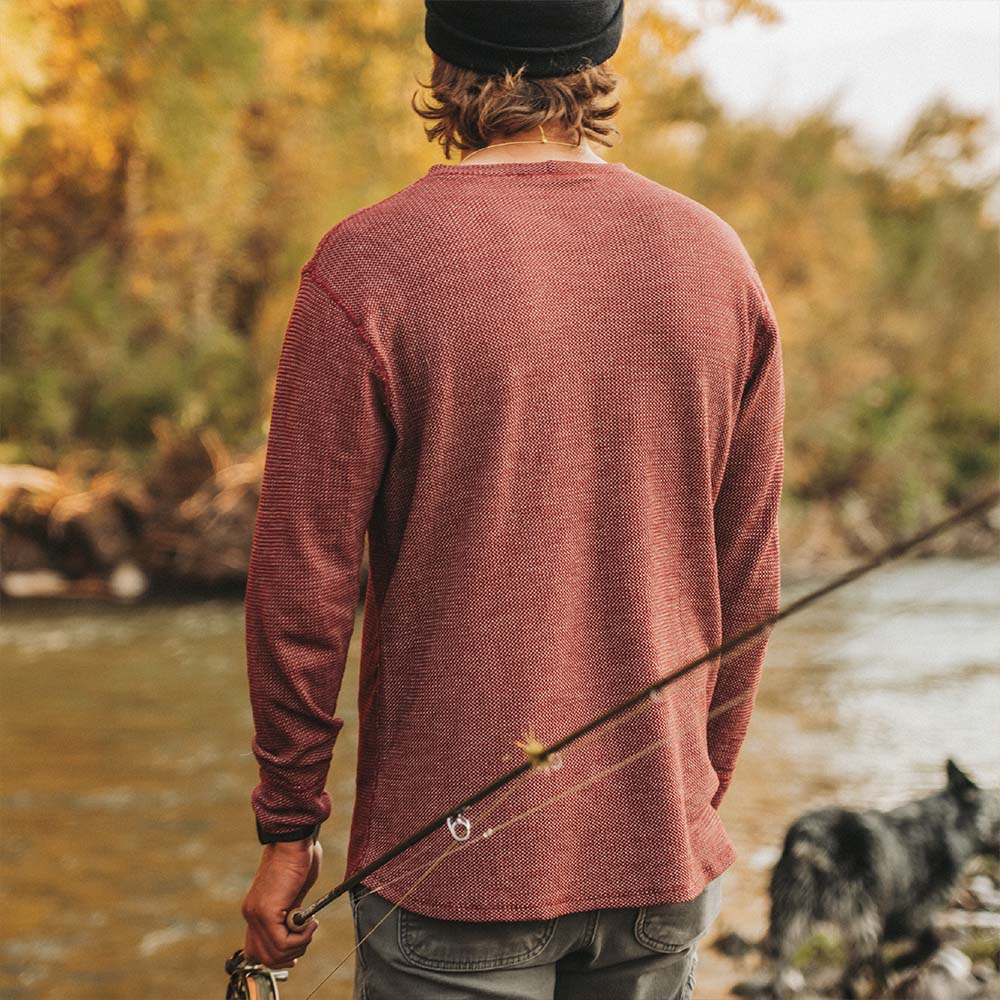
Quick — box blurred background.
[1,1,997,998]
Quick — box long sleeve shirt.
[245,157,784,920]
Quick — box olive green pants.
[349,874,723,1000]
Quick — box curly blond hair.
[412,56,622,160]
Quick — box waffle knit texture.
[245,157,784,920]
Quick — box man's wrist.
[256,817,322,846]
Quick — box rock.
[968,876,1000,911]
[0,569,70,598]
[732,971,780,997]
[749,845,783,871]
[940,911,1000,932]
[893,946,978,1000]
[970,962,996,982]
[108,560,149,601]
[713,930,758,957]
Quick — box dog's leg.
[868,946,890,998]
[768,910,811,998]
[839,906,883,999]
[767,843,826,998]
[888,926,941,973]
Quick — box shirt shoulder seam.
[300,263,399,432]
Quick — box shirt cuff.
[256,818,322,845]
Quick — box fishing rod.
[287,486,998,927]
[224,487,998,998]
[292,559,1000,1000]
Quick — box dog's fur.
[764,760,1000,998]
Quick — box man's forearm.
[706,278,784,805]
[245,261,393,842]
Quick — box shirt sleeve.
[706,280,784,810]
[245,263,393,842]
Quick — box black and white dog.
[765,759,1000,998]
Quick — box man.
[240,2,784,998]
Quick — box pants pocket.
[397,906,558,972]
[633,874,723,954]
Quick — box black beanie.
[424,1,624,79]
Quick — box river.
[1,557,997,999]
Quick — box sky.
[664,0,1000,170]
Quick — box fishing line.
[355,550,994,900]
[224,489,996,995]
[339,653,692,898]
[299,689,754,1000]
[298,550,996,998]
[299,781,523,1000]
[286,487,998,934]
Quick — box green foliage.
[791,929,847,970]
[1,243,258,451]
[960,933,1000,964]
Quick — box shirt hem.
[355,843,737,922]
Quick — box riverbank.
[3,430,996,601]
[706,857,1000,999]
[1,558,996,998]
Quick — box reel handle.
[225,948,288,999]
[285,908,310,933]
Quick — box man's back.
[245,156,784,920]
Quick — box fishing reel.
[225,948,289,1000]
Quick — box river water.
[1,557,997,999]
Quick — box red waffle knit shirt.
[245,157,784,921]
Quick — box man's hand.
[241,838,322,970]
